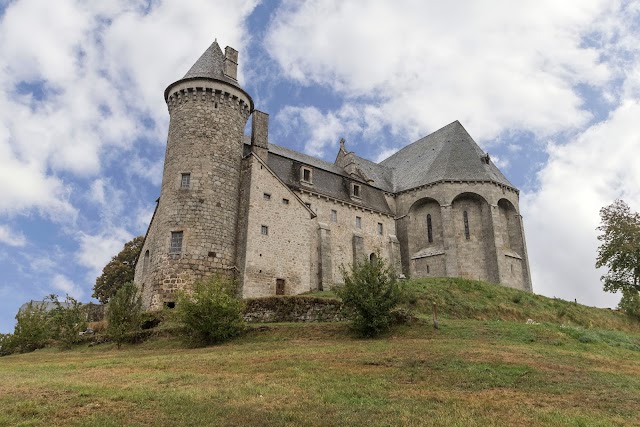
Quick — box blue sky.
[1,0,640,333]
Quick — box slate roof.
[241,120,515,214]
[343,154,394,193]
[379,121,514,192]
[181,40,240,88]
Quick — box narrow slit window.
[355,216,362,229]
[170,231,183,253]
[463,211,470,240]
[181,173,191,189]
[377,222,383,235]
[261,225,269,235]
[331,209,337,222]
[143,250,150,273]
[427,214,433,243]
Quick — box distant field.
[1,279,639,427]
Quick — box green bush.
[177,276,245,346]
[336,253,403,337]
[48,295,87,350]
[8,302,50,353]
[107,282,143,348]
[0,333,15,356]
[618,289,640,319]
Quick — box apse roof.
[379,121,514,192]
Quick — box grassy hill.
[1,278,639,427]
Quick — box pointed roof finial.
[180,39,239,88]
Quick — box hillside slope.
[1,278,639,427]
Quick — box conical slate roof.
[181,40,240,88]
[379,121,514,192]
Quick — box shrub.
[618,289,640,320]
[8,301,51,353]
[0,333,15,356]
[48,295,87,349]
[177,275,245,346]
[107,282,143,348]
[336,253,403,337]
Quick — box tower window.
[143,250,150,273]
[170,231,183,253]
[427,214,433,243]
[355,216,362,229]
[261,225,269,235]
[301,166,313,184]
[377,222,383,235]
[463,211,470,240]
[263,193,271,201]
[352,183,361,198]
[180,173,191,189]
[331,209,337,222]
[282,198,289,205]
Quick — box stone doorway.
[276,278,285,295]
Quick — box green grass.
[1,278,639,426]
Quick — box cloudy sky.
[1,0,640,333]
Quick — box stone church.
[134,40,532,310]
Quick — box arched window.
[463,211,470,240]
[427,214,433,243]
[369,252,377,265]
[143,250,150,273]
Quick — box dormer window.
[301,166,313,184]
[351,183,361,198]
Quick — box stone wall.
[394,181,532,291]
[297,190,399,288]
[243,296,345,323]
[239,155,315,297]
[134,79,252,310]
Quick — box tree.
[93,236,144,303]
[106,282,143,348]
[6,302,50,354]
[596,199,640,317]
[176,276,245,346]
[336,253,402,337]
[596,200,640,293]
[48,294,87,349]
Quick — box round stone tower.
[135,40,253,309]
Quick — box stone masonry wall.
[298,191,398,288]
[134,79,251,310]
[240,155,315,297]
[394,181,532,291]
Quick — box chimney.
[223,46,238,81]
[251,110,269,159]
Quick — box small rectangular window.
[282,198,289,205]
[261,225,269,235]
[263,193,271,200]
[170,231,183,253]
[352,184,361,198]
[355,216,362,229]
[377,222,383,235]
[330,209,337,222]
[301,167,312,183]
[181,173,190,189]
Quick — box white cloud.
[266,0,617,153]
[52,274,84,300]
[0,0,258,219]
[76,228,133,279]
[522,100,640,308]
[0,224,27,247]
